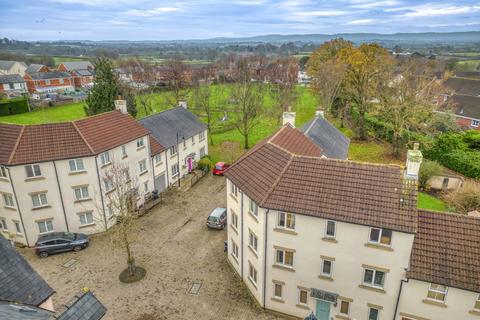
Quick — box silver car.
[206,207,227,229]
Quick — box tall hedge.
[0,97,29,116]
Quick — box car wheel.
[73,245,82,252]
[39,251,48,258]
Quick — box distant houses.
[0,74,27,97]
[24,71,75,94]
[0,60,27,76]
[442,76,480,130]
[58,61,95,89]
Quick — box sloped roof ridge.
[71,121,94,154]
[140,106,182,121]
[260,155,294,206]
[7,125,25,165]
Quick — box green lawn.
[417,192,451,212]
[0,102,87,125]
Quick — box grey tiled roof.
[26,64,46,74]
[57,291,106,320]
[0,74,25,84]
[140,107,207,148]
[300,116,350,160]
[28,71,71,80]
[0,60,16,70]
[60,61,93,71]
[74,69,93,76]
[0,302,54,320]
[0,235,55,306]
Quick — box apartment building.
[0,106,158,246]
[224,124,480,320]
[140,105,208,187]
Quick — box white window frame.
[121,145,128,157]
[171,163,179,177]
[231,210,238,229]
[74,185,89,201]
[31,193,48,207]
[474,294,480,311]
[321,258,333,277]
[3,193,15,208]
[472,119,480,127]
[138,159,147,174]
[0,166,7,178]
[144,181,149,192]
[230,183,238,197]
[231,239,239,260]
[427,283,448,302]
[363,268,386,289]
[339,300,350,316]
[69,159,85,172]
[25,164,41,178]
[298,288,308,305]
[275,248,294,267]
[200,146,206,158]
[191,136,195,145]
[249,230,258,253]
[0,218,7,230]
[136,138,145,149]
[155,154,162,164]
[14,221,21,233]
[277,212,295,230]
[37,220,53,234]
[199,131,205,141]
[273,282,283,299]
[104,179,114,193]
[368,307,380,320]
[249,199,258,217]
[100,151,111,166]
[325,220,336,238]
[170,145,177,156]
[369,227,392,246]
[248,262,258,285]
[79,211,94,225]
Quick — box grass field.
[417,192,451,212]
[456,59,480,70]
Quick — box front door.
[316,300,330,320]
[187,157,193,172]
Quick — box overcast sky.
[1,0,480,41]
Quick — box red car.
[212,162,230,176]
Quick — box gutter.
[94,156,108,231]
[53,161,69,232]
[393,271,409,320]
[240,190,244,278]
[263,209,270,309]
[7,167,30,247]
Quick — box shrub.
[464,130,480,150]
[197,157,212,171]
[418,160,443,190]
[440,150,480,179]
[443,180,480,214]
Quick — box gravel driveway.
[21,175,289,320]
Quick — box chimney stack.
[114,99,127,114]
[315,109,325,118]
[282,112,296,127]
[405,143,422,179]
[178,100,187,109]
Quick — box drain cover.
[62,259,78,268]
[188,282,202,295]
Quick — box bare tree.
[444,180,480,214]
[165,57,189,104]
[191,81,217,145]
[231,56,265,149]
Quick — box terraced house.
[224,125,480,320]
[0,106,164,247]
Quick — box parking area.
[21,175,289,320]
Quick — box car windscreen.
[208,216,219,222]
[63,232,76,240]
[215,165,223,170]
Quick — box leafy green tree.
[85,57,118,116]
[125,92,137,118]
[418,160,443,190]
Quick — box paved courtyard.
[21,175,290,320]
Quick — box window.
[325,220,336,238]
[79,211,94,225]
[155,154,162,164]
[249,231,258,252]
[191,136,195,145]
[474,295,480,310]
[0,218,7,230]
[249,200,258,216]
[37,220,53,233]
[45,79,50,85]
[199,131,205,141]
[3,193,15,207]
[123,169,130,181]
[321,259,333,277]
[183,140,186,149]
[170,145,177,156]
[369,228,392,246]
[14,221,21,233]
[31,193,48,207]
[299,289,308,305]
[137,138,145,149]
[230,183,238,197]
[340,300,350,316]
[138,159,147,173]
[368,307,379,320]
[74,186,89,200]
[25,164,41,178]
[144,181,149,192]
[274,283,283,299]
[275,248,294,267]
[427,284,448,302]
[59,78,64,84]
[231,210,238,229]
[0,166,7,178]
[121,145,128,157]
[472,119,480,127]
[200,146,206,158]
[231,240,239,259]
[249,263,257,285]
[277,212,295,230]
[171,163,179,177]
[106,205,113,218]
[69,159,85,172]
[100,152,111,166]
[363,268,385,289]
[104,179,114,192]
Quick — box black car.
[34,232,89,258]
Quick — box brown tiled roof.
[225,125,418,233]
[74,111,149,153]
[449,94,480,120]
[443,77,480,96]
[408,210,480,292]
[149,135,166,156]
[269,124,323,157]
[0,111,150,165]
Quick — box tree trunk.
[244,133,249,149]
[358,109,367,140]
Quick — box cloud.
[346,18,377,25]
[349,1,400,9]
[294,10,349,17]
[125,6,179,17]
[398,4,480,18]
